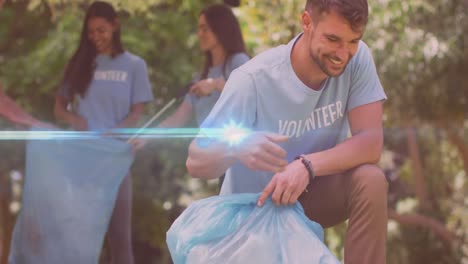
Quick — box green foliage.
[368,1,468,262]
[238,0,303,53]
[368,0,468,124]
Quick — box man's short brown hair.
[305,0,368,31]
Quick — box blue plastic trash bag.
[9,135,134,264]
[167,193,340,264]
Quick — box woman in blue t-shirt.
[157,4,250,128]
[54,2,153,263]
[150,4,249,190]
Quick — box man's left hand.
[257,159,309,207]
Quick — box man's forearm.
[305,130,383,177]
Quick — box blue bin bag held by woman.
[9,130,134,264]
[167,193,340,264]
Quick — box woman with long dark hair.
[157,4,249,128]
[54,2,153,263]
[136,4,250,190]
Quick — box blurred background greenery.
[0,0,467,263]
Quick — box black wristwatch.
[295,154,315,184]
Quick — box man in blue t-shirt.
[187,0,388,263]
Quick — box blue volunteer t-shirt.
[60,51,154,130]
[200,34,387,195]
[184,52,250,126]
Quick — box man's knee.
[349,164,388,203]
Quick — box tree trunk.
[405,122,429,209]
[440,121,468,174]
[0,0,27,53]
[388,208,455,248]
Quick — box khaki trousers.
[299,164,388,264]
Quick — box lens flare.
[220,120,250,146]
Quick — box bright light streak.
[0,122,251,143]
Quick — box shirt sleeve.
[346,41,387,112]
[131,58,154,105]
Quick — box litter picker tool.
[127,98,176,142]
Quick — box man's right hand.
[233,132,289,173]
